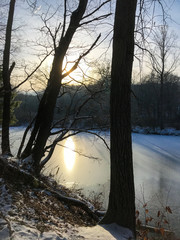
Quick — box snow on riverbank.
[0,176,133,240]
[132,126,180,136]
[0,221,133,240]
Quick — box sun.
[62,56,90,84]
[46,54,90,84]
[64,137,76,171]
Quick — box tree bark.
[1,0,16,155]
[101,0,137,237]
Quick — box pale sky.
[6,0,180,90]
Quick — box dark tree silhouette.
[1,0,16,155]
[21,0,111,175]
[149,25,179,129]
[101,0,137,237]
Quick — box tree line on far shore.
[11,71,180,130]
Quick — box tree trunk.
[21,53,63,174]
[159,73,164,129]
[101,0,137,237]
[32,80,61,175]
[1,0,16,155]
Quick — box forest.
[7,71,180,130]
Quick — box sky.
[133,0,180,79]
[10,0,113,90]
[2,0,180,90]
[168,0,180,28]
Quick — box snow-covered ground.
[0,220,133,240]
[77,224,133,240]
[0,177,133,240]
[0,222,133,240]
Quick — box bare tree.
[101,0,137,237]
[131,71,180,128]
[0,1,9,59]
[0,0,53,156]
[148,24,179,129]
[20,0,111,175]
[1,0,16,156]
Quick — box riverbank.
[0,157,133,240]
[1,128,180,238]
[132,126,180,135]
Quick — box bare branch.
[80,14,112,26]
[60,0,67,41]
[42,18,57,50]
[17,118,35,158]
[9,61,15,76]
[82,0,111,20]
[41,128,109,168]
[12,50,53,91]
[62,34,101,79]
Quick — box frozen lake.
[10,128,180,234]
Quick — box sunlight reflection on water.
[64,137,76,171]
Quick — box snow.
[132,126,180,136]
[0,225,10,240]
[0,178,12,215]
[0,222,133,240]
[77,224,133,240]
[0,217,133,240]
[0,177,134,240]
[132,133,180,163]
